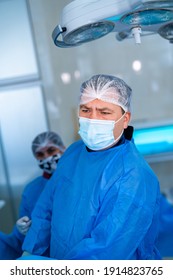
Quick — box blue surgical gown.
[157,194,173,258]
[22,139,161,259]
[0,175,48,259]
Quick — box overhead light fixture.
[52,0,173,48]
[52,0,142,48]
[118,3,173,43]
[52,21,115,48]
[158,22,173,43]
[121,8,173,26]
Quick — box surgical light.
[158,22,173,43]
[119,5,173,43]
[52,0,173,48]
[52,0,142,48]
[121,9,173,26]
[63,21,115,45]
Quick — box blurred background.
[0,0,173,233]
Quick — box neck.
[43,171,52,179]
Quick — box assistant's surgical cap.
[79,74,132,112]
[32,131,65,155]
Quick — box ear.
[123,112,131,129]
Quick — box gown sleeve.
[18,186,31,218]
[22,173,57,255]
[0,181,32,260]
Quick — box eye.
[80,108,90,113]
[47,147,56,154]
[101,111,111,115]
[35,152,44,158]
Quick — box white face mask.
[37,153,61,174]
[78,114,125,151]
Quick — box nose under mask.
[78,113,125,150]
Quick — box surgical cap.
[79,74,132,112]
[32,131,65,155]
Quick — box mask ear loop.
[112,111,127,146]
[114,111,127,124]
[113,130,124,145]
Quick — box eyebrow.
[80,105,113,111]
[80,105,89,109]
[80,105,114,112]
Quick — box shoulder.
[25,175,45,186]
[49,140,84,181]
[61,140,84,159]
[23,176,47,194]
[66,139,83,152]
[122,140,159,182]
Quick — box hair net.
[79,74,132,112]
[32,131,65,155]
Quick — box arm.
[17,177,49,236]
[0,183,32,259]
[12,184,32,239]
[22,173,57,256]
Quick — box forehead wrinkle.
[96,107,114,112]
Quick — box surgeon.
[22,74,161,260]
[0,131,66,260]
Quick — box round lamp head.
[63,21,115,45]
[121,9,173,26]
[158,22,173,43]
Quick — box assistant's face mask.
[37,153,61,174]
[78,114,125,151]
